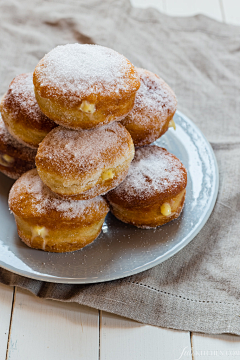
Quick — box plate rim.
[0,110,219,284]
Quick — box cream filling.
[40,151,134,196]
[80,101,96,113]
[168,119,176,130]
[0,154,15,167]
[160,202,171,216]
[31,226,49,240]
[101,169,114,180]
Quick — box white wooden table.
[1,1,240,359]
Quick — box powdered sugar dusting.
[0,114,37,160]
[108,146,187,205]
[37,122,132,178]
[124,68,177,126]
[9,169,108,220]
[3,73,56,129]
[34,44,139,101]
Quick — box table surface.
[1,1,240,359]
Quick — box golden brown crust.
[39,158,132,201]
[9,169,109,223]
[107,145,187,228]
[33,44,140,129]
[34,90,136,130]
[0,152,35,179]
[8,169,109,252]
[109,189,186,228]
[0,73,57,148]
[0,114,36,179]
[0,114,37,161]
[36,123,135,199]
[15,215,105,253]
[107,145,187,208]
[121,68,177,146]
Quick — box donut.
[33,44,140,130]
[8,169,109,252]
[121,68,177,146]
[0,114,36,179]
[106,145,187,228]
[35,122,135,200]
[0,73,57,149]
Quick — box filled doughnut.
[0,73,57,149]
[121,68,177,146]
[35,122,135,200]
[0,114,36,179]
[33,44,140,130]
[106,145,187,228]
[8,169,109,252]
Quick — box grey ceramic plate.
[0,111,219,284]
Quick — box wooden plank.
[0,283,14,360]
[192,333,240,360]
[100,311,192,360]
[222,0,240,25]
[130,0,164,13]
[165,0,223,21]
[7,288,99,360]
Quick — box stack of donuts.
[0,44,187,253]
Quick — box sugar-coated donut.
[0,114,36,179]
[33,44,140,130]
[0,73,57,149]
[8,169,109,252]
[107,145,187,228]
[36,122,135,200]
[121,68,177,146]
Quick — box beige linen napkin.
[1,0,240,334]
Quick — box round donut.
[8,169,109,253]
[106,145,187,228]
[35,122,135,200]
[0,73,57,149]
[121,68,177,146]
[33,44,140,130]
[0,113,36,179]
